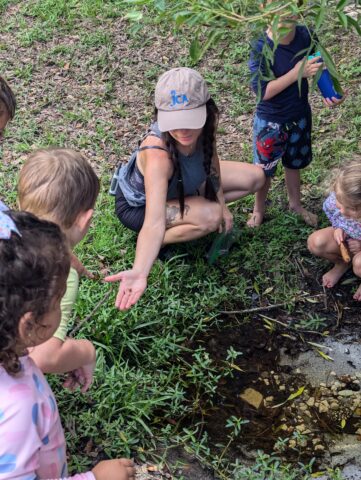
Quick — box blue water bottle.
[308,51,343,100]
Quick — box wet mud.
[182,275,361,478]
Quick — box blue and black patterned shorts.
[253,111,312,177]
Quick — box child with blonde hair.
[308,156,361,300]
[0,210,135,479]
[18,148,99,389]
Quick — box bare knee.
[307,230,326,255]
[200,203,222,234]
[251,166,266,193]
[352,254,361,277]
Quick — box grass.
[0,1,360,478]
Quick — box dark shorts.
[253,112,312,177]
[115,186,145,233]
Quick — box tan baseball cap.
[155,67,210,132]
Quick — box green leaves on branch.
[124,0,361,64]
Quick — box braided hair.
[0,76,16,119]
[0,211,70,375]
[154,98,220,217]
[201,98,219,204]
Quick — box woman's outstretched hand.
[104,270,147,310]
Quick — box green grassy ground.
[0,1,360,478]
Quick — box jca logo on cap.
[170,90,190,108]
[155,67,210,132]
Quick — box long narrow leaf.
[337,0,349,10]
[316,349,334,361]
[337,11,348,28]
[272,386,305,408]
[318,44,340,79]
[347,15,361,36]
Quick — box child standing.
[18,148,99,390]
[0,210,135,479]
[0,76,16,208]
[0,76,16,141]
[247,14,342,228]
[308,158,361,300]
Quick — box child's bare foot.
[322,263,349,288]
[353,284,361,301]
[289,206,318,227]
[246,211,264,228]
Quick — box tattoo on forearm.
[166,204,190,227]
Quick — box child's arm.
[29,337,95,373]
[323,193,347,245]
[29,264,96,390]
[263,57,322,101]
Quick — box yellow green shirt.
[53,267,79,341]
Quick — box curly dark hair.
[0,211,70,376]
[154,98,220,217]
[0,76,16,119]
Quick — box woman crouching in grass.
[107,67,265,310]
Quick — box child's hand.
[63,361,95,393]
[334,228,346,245]
[71,253,95,279]
[322,92,346,108]
[347,239,361,255]
[92,459,135,480]
[294,56,322,79]
[63,343,96,392]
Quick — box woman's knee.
[251,166,266,193]
[200,202,222,233]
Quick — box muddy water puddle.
[185,290,361,477]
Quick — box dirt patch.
[182,276,361,473]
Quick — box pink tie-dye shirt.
[0,356,95,480]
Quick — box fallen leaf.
[341,277,358,285]
[287,385,305,401]
[316,349,334,361]
[228,362,244,372]
[84,439,94,454]
[272,386,305,408]
[147,465,162,472]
